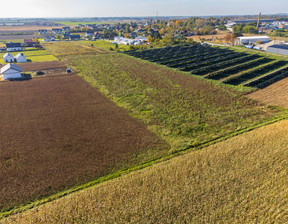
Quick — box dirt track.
[0,75,168,211]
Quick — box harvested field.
[0,75,168,211]
[3,119,288,223]
[247,77,288,108]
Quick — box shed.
[237,36,270,45]
[1,63,22,80]
[15,53,27,63]
[3,53,14,63]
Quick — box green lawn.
[0,50,58,63]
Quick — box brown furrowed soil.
[0,75,169,211]
[0,61,65,72]
[3,119,287,223]
[247,77,288,108]
[19,61,65,72]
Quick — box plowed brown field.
[0,61,65,72]
[0,75,168,211]
[247,77,288,108]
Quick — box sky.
[0,0,287,18]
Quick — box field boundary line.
[1,100,288,220]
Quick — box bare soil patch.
[0,75,168,211]
[0,61,65,72]
[247,77,288,108]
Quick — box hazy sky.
[1,0,287,17]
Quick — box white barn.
[236,36,270,45]
[1,63,22,80]
[15,53,27,63]
[3,53,14,63]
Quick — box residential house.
[52,28,62,34]
[63,32,71,39]
[93,32,103,40]
[3,53,14,63]
[23,39,37,47]
[62,27,70,31]
[6,43,22,52]
[38,29,48,35]
[15,53,27,63]
[85,30,94,37]
[43,36,56,42]
[0,63,22,80]
[69,35,81,41]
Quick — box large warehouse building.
[266,44,288,55]
[236,36,270,45]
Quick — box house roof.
[238,36,270,40]
[6,43,22,48]
[69,35,80,39]
[3,53,13,58]
[1,63,22,74]
[15,53,26,58]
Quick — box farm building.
[69,35,81,41]
[6,43,22,52]
[1,63,22,80]
[3,53,14,63]
[266,44,288,55]
[236,36,270,45]
[15,53,27,63]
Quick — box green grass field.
[2,119,287,223]
[0,50,58,63]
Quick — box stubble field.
[0,75,168,212]
[3,119,287,223]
